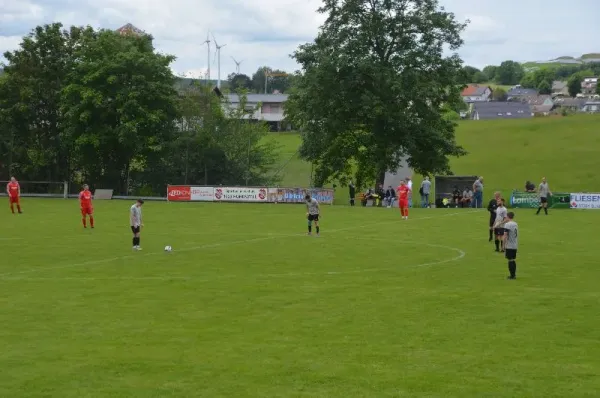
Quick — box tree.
[519,73,536,89]
[568,74,583,97]
[537,80,552,95]
[494,60,524,85]
[472,71,487,84]
[251,66,291,93]
[61,29,179,194]
[482,65,498,81]
[286,0,468,187]
[596,82,600,95]
[227,73,252,91]
[492,88,507,101]
[461,66,480,83]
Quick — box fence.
[167,185,335,204]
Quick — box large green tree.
[61,29,179,194]
[227,73,253,91]
[567,74,583,97]
[494,60,524,85]
[285,0,467,187]
[251,67,291,93]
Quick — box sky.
[1,0,599,79]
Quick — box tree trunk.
[376,169,386,188]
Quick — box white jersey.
[495,206,507,227]
[130,204,142,227]
[306,198,320,215]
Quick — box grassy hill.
[272,115,600,202]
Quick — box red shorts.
[399,200,408,208]
[81,207,93,216]
[9,196,19,204]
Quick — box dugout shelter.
[434,175,478,208]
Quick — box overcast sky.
[1,0,599,78]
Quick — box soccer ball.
[164,245,173,252]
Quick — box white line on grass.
[0,210,478,279]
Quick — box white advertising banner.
[570,193,600,209]
[191,186,214,201]
[213,187,268,202]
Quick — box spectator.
[384,185,396,208]
[452,186,462,206]
[525,180,535,193]
[349,181,356,206]
[472,176,484,208]
[462,187,473,207]
[406,176,413,207]
[362,188,381,207]
[420,177,431,208]
[376,184,385,207]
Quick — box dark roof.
[507,88,539,97]
[532,104,553,113]
[226,94,288,103]
[553,98,586,108]
[115,23,146,37]
[472,102,532,120]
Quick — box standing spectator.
[420,177,431,208]
[406,176,413,208]
[384,185,396,208]
[348,181,356,206]
[472,176,484,208]
[525,180,535,192]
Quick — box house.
[581,101,600,113]
[581,77,598,95]
[225,93,290,131]
[461,84,492,102]
[553,97,587,111]
[471,102,532,120]
[507,87,538,100]
[529,95,554,115]
[552,81,569,96]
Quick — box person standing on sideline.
[487,191,501,242]
[406,176,413,208]
[6,176,22,214]
[420,177,431,208]
[503,212,519,280]
[472,176,484,208]
[348,182,356,206]
[536,177,552,215]
[130,199,144,251]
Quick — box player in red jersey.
[397,179,410,220]
[6,177,22,214]
[79,184,94,228]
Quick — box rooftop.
[461,84,490,96]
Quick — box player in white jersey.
[305,194,320,236]
[503,212,519,280]
[130,199,144,250]
[493,198,508,253]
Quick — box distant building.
[552,97,587,111]
[461,84,492,102]
[225,94,291,131]
[115,23,146,37]
[552,81,569,96]
[581,101,600,113]
[507,87,538,101]
[471,102,532,120]
[581,77,599,95]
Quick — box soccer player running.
[6,177,22,214]
[79,184,94,228]
[397,180,410,220]
[305,194,320,236]
[503,212,519,280]
[487,191,501,242]
[536,177,552,215]
[493,198,508,252]
[130,199,144,250]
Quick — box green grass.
[1,199,600,397]
[272,115,600,201]
[477,82,512,91]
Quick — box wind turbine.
[231,57,243,75]
[212,33,226,88]
[202,33,211,82]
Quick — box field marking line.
[0,239,465,281]
[0,210,479,279]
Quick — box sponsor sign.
[213,187,268,202]
[167,185,191,201]
[275,188,335,205]
[191,186,214,201]
[570,193,600,209]
[509,191,539,208]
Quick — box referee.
[503,212,519,280]
[487,191,501,242]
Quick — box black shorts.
[540,197,547,204]
[307,214,319,222]
[494,227,505,236]
[131,226,140,234]
[505,249,517,260]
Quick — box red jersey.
[7,182,20,197]
[79,190,93,207]
[397,185,410,201]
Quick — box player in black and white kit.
[130,199,144,250]
[493,198,508,253]
[305,194,320,236]
[503,212,519,280]
[487,191,501,242]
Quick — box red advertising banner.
[167,185,191,201]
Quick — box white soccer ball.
[164,245,173,252]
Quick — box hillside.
[273,115,600,202]
[524,52,600,68]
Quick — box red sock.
[82,217,87,227]
[89,216,94,227]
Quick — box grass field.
[1,199,600,397]
[273,115,600,202]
